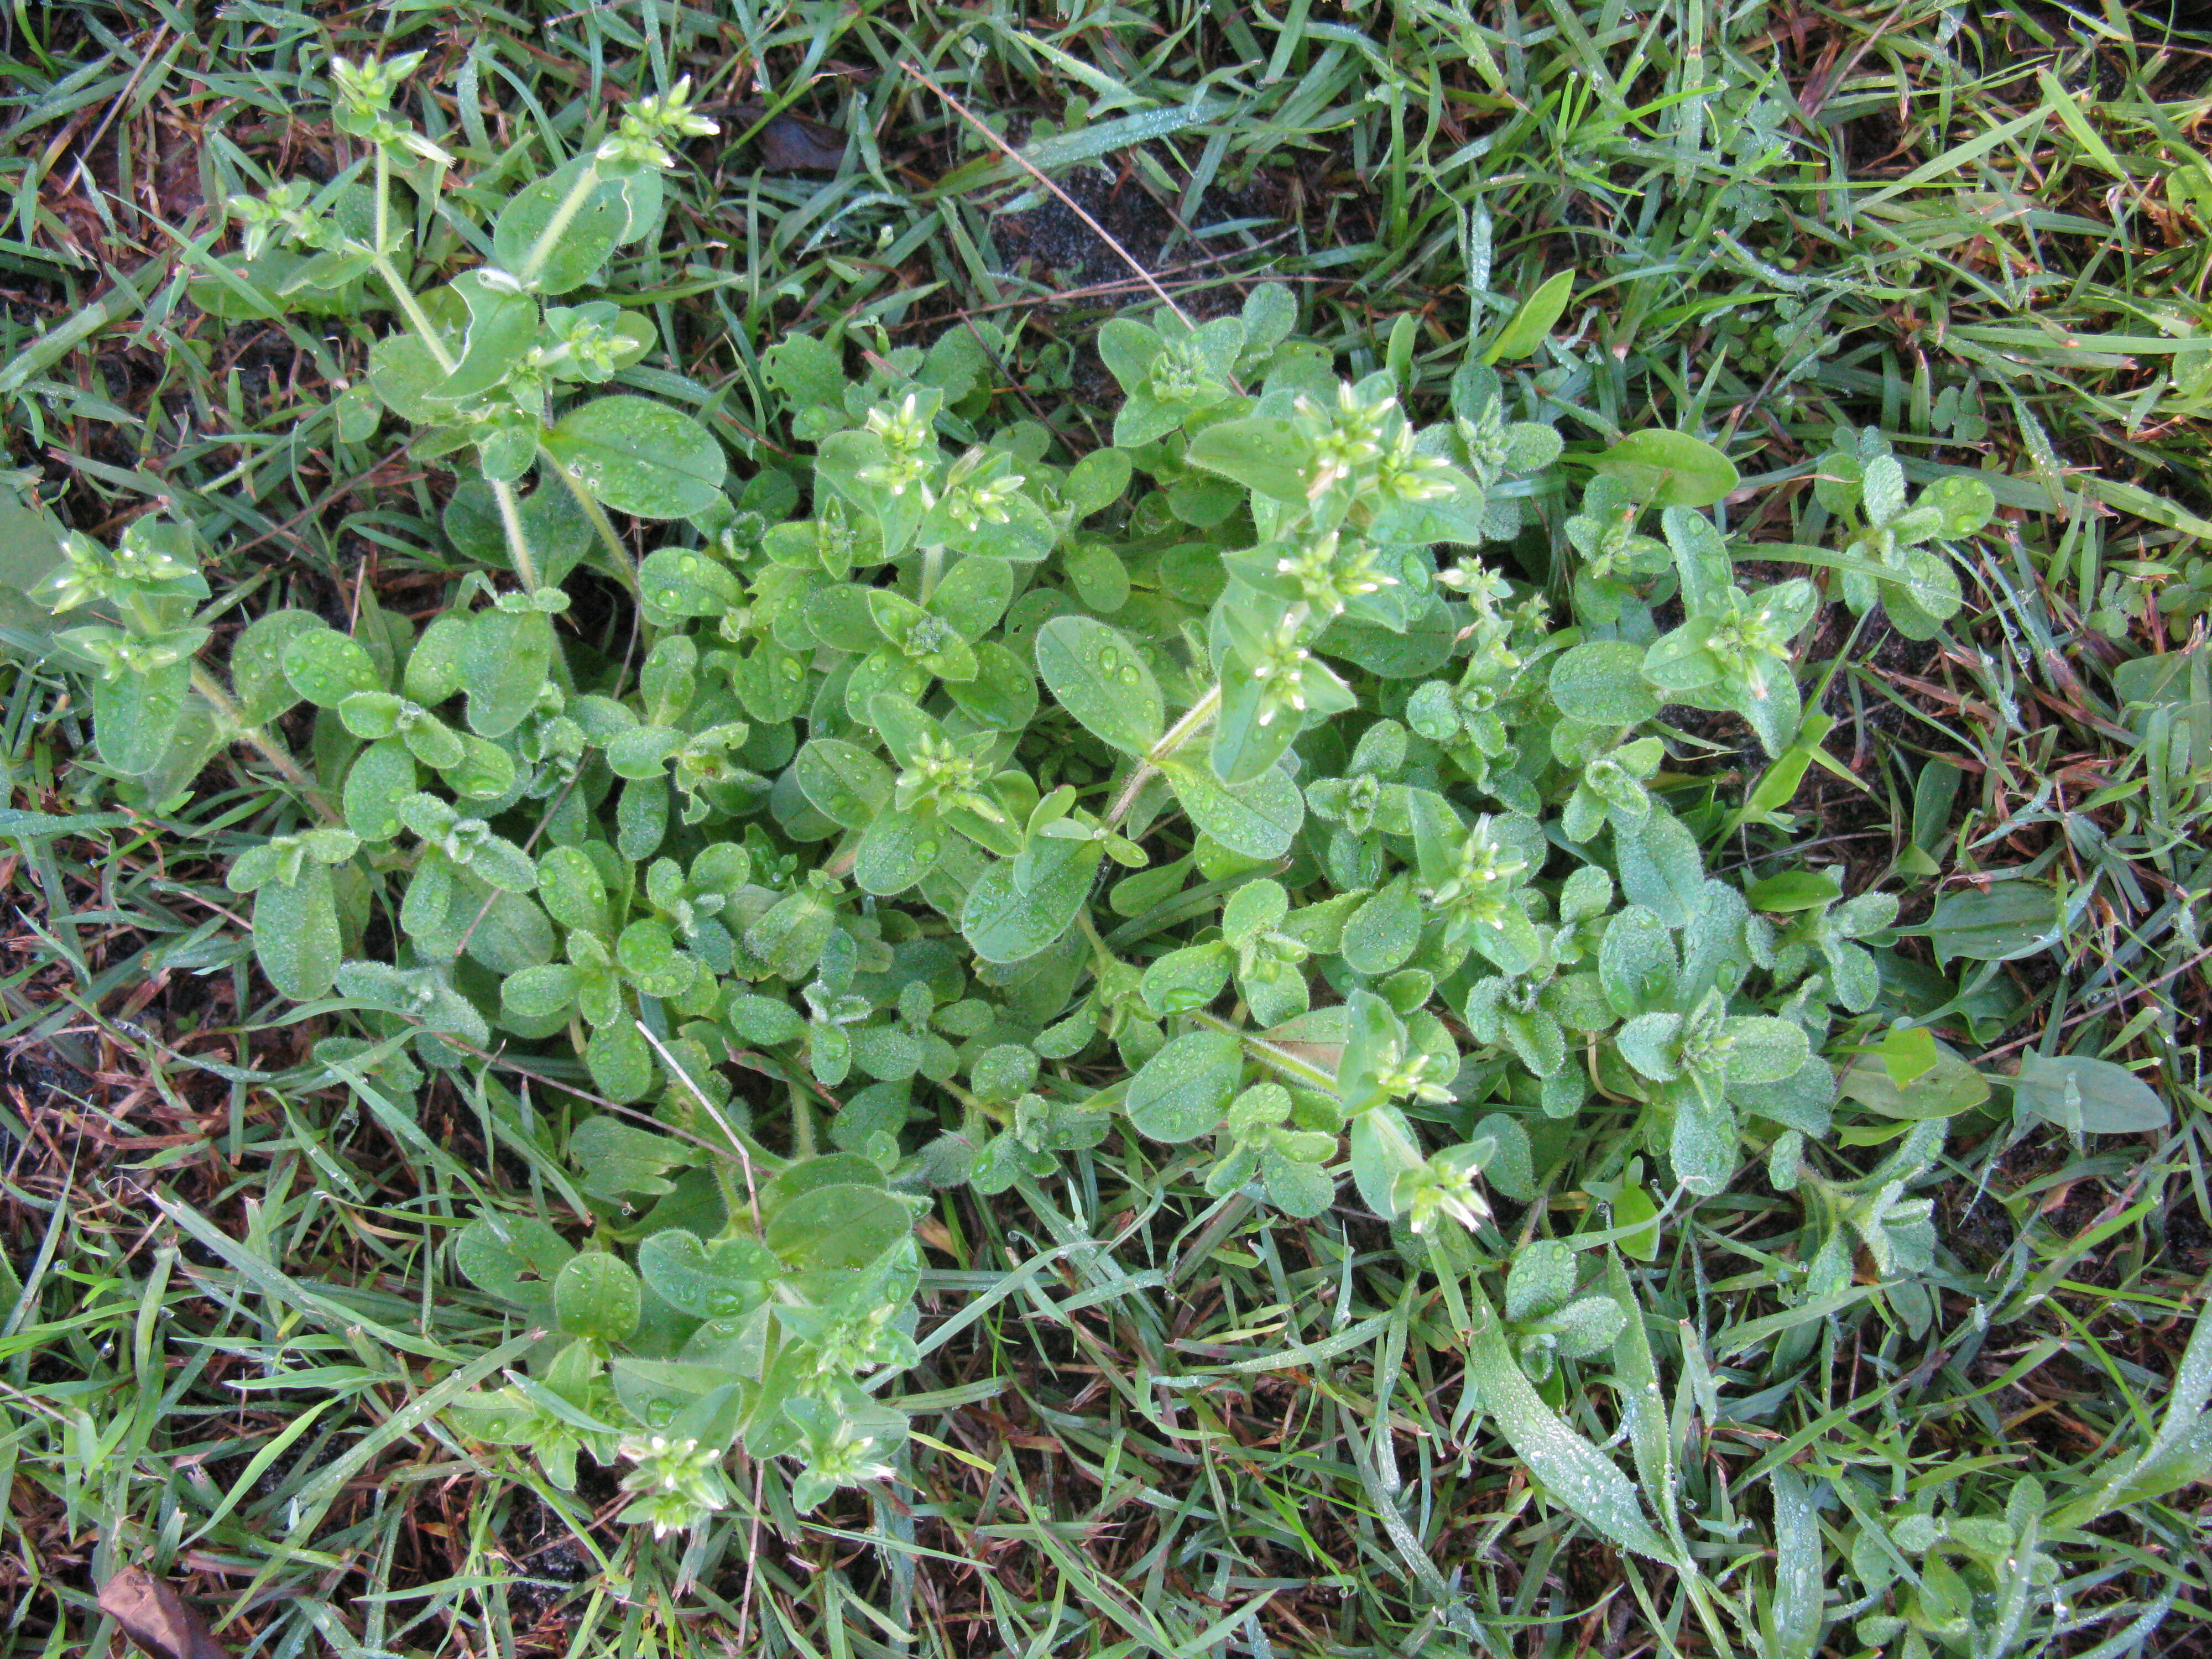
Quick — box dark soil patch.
[481,1470,617,1649]
[979,160,1295,419]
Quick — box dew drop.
[707,1289,745,1316]
[915,837,940,862]
[646,1402,675,1426]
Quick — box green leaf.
[930,555,1015,641]
[1348,1102,1423,1217]
[335,961,490,1048]
[1340,876,1422,977]
[569,1114,692,1199]
[1762,1467,1826,1659]
[1163,759,1303,861]
[1593,430,1740,509]
[1034,616,1163,755]
[1670,1085,1737,1194]
[544,395,726,520]
[1208,662,1307,787]
[1097,318,1164,394]
[1723,1017,1810,1085]
[1260,1150,1335,1218]
[367,331,451,422]
[961,837,1102,964]
[1185,417,1314,502]
[461,607,552,738]
[1481,269,1575,363]
[536,845,611,937]
[1744,870,1844,912]
[93,660,191,776]
[229,609,320,724]
[637,1230,775,1319]
[1614,810,1705,928]
[1923,474,1995,538]
[281,628,382,706]
[1140,942,1233,1015]
[640,546,745,618]
[502,962,582,1021]
[253,861,344,1000]
[2012,1053,2170,1135]
[1126,1030,1244,1142]
[1548,640,1659,726]
[1615,1013,1683,1081]
[404,615,466,705]
[616,917,696,998]
[726,992,806,1046]
[0,810,128,841]
[761,333,849,413]
[946,641,1039,732]
[586,1021,656,1103]
[1465,1296,1674,1561]
[1066,448,1133,515]
[855,813,945,896]
[493,158,627,294]
[1505,1238,1575,1322]
[795,738,893,829]
[945,494,1056,562]
[424,273,539,408]
[1599,906,1678,1019]
[555,1251,642,1343]
[1923,882,2063,963]
[763,1185,912,1269]
[1838,1045,1990,1119]
[455,1217,575,1312]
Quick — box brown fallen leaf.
[727,103,847,173]
[98,1566,231,1659]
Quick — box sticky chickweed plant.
[18,41,2210,1659]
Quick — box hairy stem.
[549,456,641,597]
[191,666,343,823]
[489,478,544,592]
[518,160,602,288]
[1186,1008,1341,1097]
[1103,681,1222,830]
[372,255,457,375]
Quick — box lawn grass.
[3,1,2211,1656]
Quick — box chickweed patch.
[2,3,2209,1657]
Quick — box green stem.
[190,666,343,823]
[1103,680,1223,831]
[549,455,641,597]
[372,254,456,374]
[1150,680,1223,764]
[1187,1008,1342,1097]
[489,479,544,592]
[518,160,602,288]
[374,147,390,267]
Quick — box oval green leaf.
[1594,429,1740,509]
[1034,615,1163,756]
[544,395,726,521]
[1481,268,1575,363]
[1126,1029,1244,1142]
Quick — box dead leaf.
[98,1566,231,1659]
[728,103,846,173]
